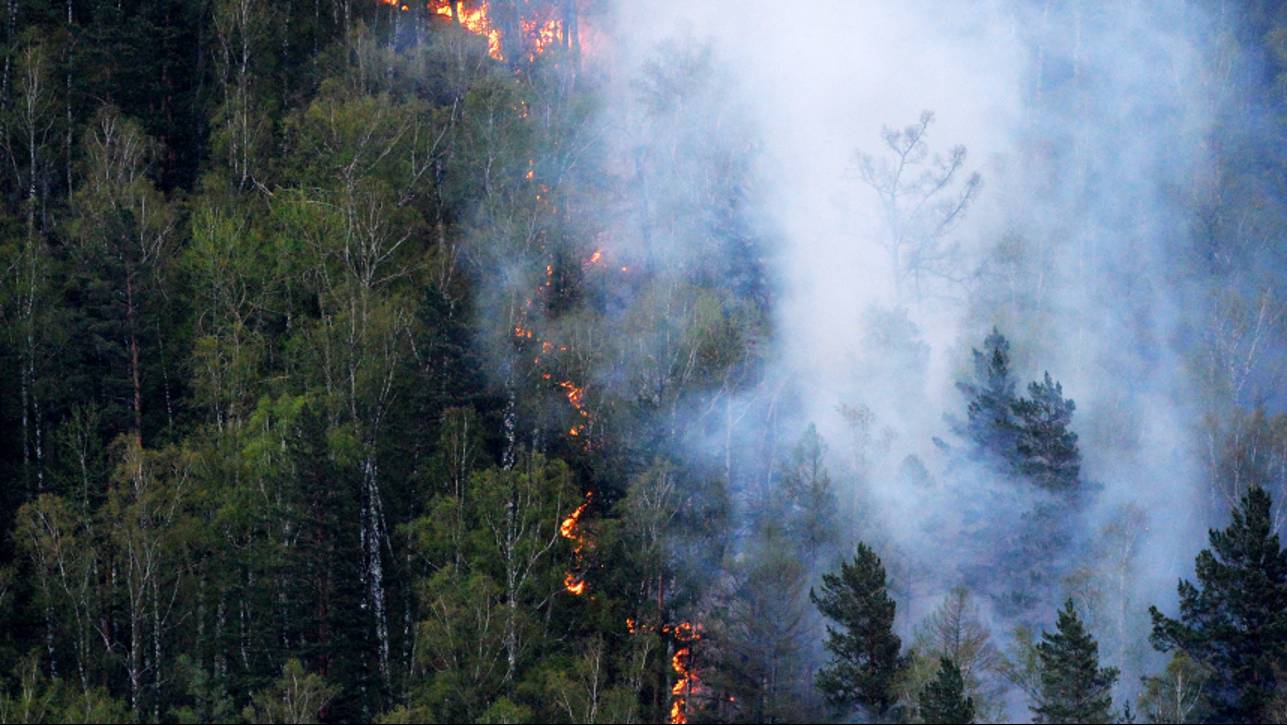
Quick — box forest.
[0,0,1284,723]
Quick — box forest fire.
[560,491,592,595]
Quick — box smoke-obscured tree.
[1031,599,1119,724]
[1136,651,1209,724]
[811,542,904,719]
[1012,372,1081,493]
[713,528,815,723]
[857,306,931,413]
[1149,485,1287,723]
[917,658,975,724]
[953,327,1019,465]
[901,587,1004,721]
[780,424,840,562]
[1204,408,1287,533]
[950,331,1083,615]
[852,110,981,300]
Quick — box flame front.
[430,0,503,60]
[558,380,591,436]
[383,1,570,63]
[560,491,592,595]
[669,622,703,724]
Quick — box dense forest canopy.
[0,0,1284,723]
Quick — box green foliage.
[242,659,337,725]
[0,655,128,724]
[403,455,580,722]
[811,542,904,718]
[0,3,1276,723]
[917,658,975,724]
[170,655,236,724]
[1032,600,1119,724]
[901,588,1003,721]
[1136,651,1209,724]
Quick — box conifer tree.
[918,658,975,724]
[1149,485,1287,723]
[811,542,904,718]
[1031,599,1118,724]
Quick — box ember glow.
[510,249,615,441]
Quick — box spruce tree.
[1032,599,1118,724]
[918,658,975,724]
[811,542,904,718]
[954,327,1019,464]
[1012,372,1081,492]
[1149,485,1287,723]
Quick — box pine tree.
[1031,599,1118,724]
[954,327,1019,464]
[1149,486,1287,723]
[811,542,903,718]
[1012,372,1081,492]
[918,658,975,724]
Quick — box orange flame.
[419,1,567,62]
[430,0,503,60]
[563,573,587,596]
[521,17,562,60]
[623,618,706,722]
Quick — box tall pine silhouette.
[811,542,904,719]
[1150,486,1287,723]
[1032,600,1118,723]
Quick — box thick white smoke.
[596,0,1240,716]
